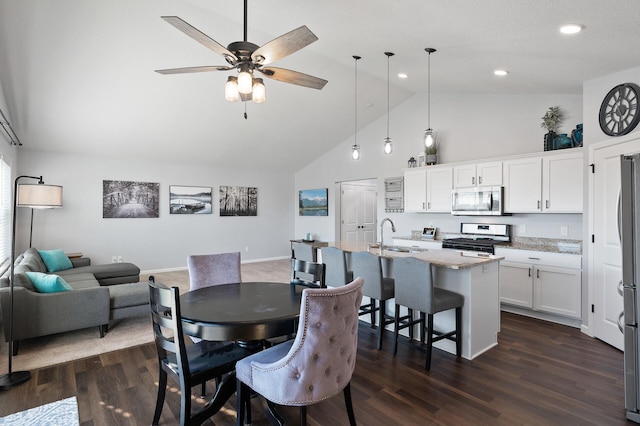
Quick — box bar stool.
[392,256,464,370]
[350,251,395,350]
[320,246,353,287]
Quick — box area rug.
[0,396,78,425]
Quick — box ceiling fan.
[155,0,328,103]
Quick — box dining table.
[178,281,303,425]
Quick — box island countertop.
[329,241,503,270]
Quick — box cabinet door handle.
[528,268,531,277]
[537,200,541,210]
[536,269,540,279]
[423,202,425,210]
[546,200,550,209]
[479,176,482,185]
[472,176,475,185]
[427,202,431,209]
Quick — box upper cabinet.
[404,168,427,212]
[453,161,503,188]
[426,166,453,212]
[503,151,583,213]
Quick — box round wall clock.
[599,82,640,136]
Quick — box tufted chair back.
[187,252,241,291]
[235,277,364,425]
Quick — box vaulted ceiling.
[1,0,639,172]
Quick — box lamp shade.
[17,184,63,209]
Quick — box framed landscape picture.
[103,180,160,218]
[220,185,258,216]
[299,188,328,216]
[169,185,212,214]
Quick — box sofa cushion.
[21,248,47,272]
[107,282,149,309]
[4,272,37,292]
[58,262,140,285]
[38,249,73,272]
[25,271,72,293]
[61,273,101,290]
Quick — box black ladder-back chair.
[290,258,326,289]
[148,277,251,425]
[391,257,464,370]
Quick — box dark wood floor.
[0,312,629,425]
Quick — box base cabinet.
[496,248,582,320]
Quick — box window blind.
[0,157,11,263]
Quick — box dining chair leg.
[236,380,247,426]
[420,312,426,344]
[425,313,434,371]
[179,384,191,426]
[456,306,463,357]
[152,370,167,426]
[343,383,357,426]
[300,405,307,426]
[201,381,206,398]
[393,304,400,355]
[370,299,376,326]
[408,308,414,341]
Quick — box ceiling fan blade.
[252,26,318,65]
[161,16,237,62]
[259,67,327,90]
[155,65,232,75]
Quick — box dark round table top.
[180,281,303,342]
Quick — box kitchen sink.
[369,244,427,253]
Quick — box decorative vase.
[571,124,583,147]
[425,154,437,165]
[544,131,556,151]
[408,157,417,168]
[553,133,572,150]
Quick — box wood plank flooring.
[0,261,628,425]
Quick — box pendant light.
[351,55,361,160]
[424,48,437,160]
[384,52,394,154]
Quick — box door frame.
[587,133,640,345]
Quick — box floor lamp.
[0,175,63,390]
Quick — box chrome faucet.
[378,217,396,248]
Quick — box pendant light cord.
[353,55,361,147]
[425,48,436,129]
[386,53,390,138]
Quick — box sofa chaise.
[0,248,147,354]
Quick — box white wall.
[17,150,295,271]
[295,92,583,241]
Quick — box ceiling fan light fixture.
[237,66,253,94]
[252,78,266,103]
[225,76,240,102]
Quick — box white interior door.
[592,138,640,350]
[340,181,377,244]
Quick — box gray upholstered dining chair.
[187,252,242,291]
[392,256,464,370]
[320,246,353,287]
[148,277,251,426]
[349,251,395,350]
[235,277,364,426]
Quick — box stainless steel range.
[442,223,511,254]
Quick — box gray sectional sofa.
[0,248,148,353]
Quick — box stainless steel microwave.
[451,186,505,216]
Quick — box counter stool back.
[392,256,464,370]
[321,247,353,287]
[290,258,326,288]
[349,251,395,350]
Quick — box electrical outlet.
[117,255,123,263]
[560,226,568,236]
[112,256,117,263]
[244,246,249,252]
[518,224,526,235]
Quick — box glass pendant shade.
[424,129,436,148]
[252,78,266,103]
[225,76,240,102]
[352,144,360,160]
[384,138,393,154]
[237,70,253,94]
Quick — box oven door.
[451,187,503,215]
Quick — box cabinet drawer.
[494,248,581,269]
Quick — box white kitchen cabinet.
[453,161,502,188]
[404,168,427,212]
[495,248,582,320]
[426,166,453,212]
[503,150,583,213]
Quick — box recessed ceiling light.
[560,24,583,34]
[398,73,408,79]
[494,69,509,76]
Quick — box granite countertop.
[393,235,582,255]
[329,241,502,270]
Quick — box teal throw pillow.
[38,249,73,272]
[25,272,72,293]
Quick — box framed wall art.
[169,185,212,214]
[220,185,258,216]
[103,180,160,218]
[299,188,328,216]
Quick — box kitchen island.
[327,242,503,360]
